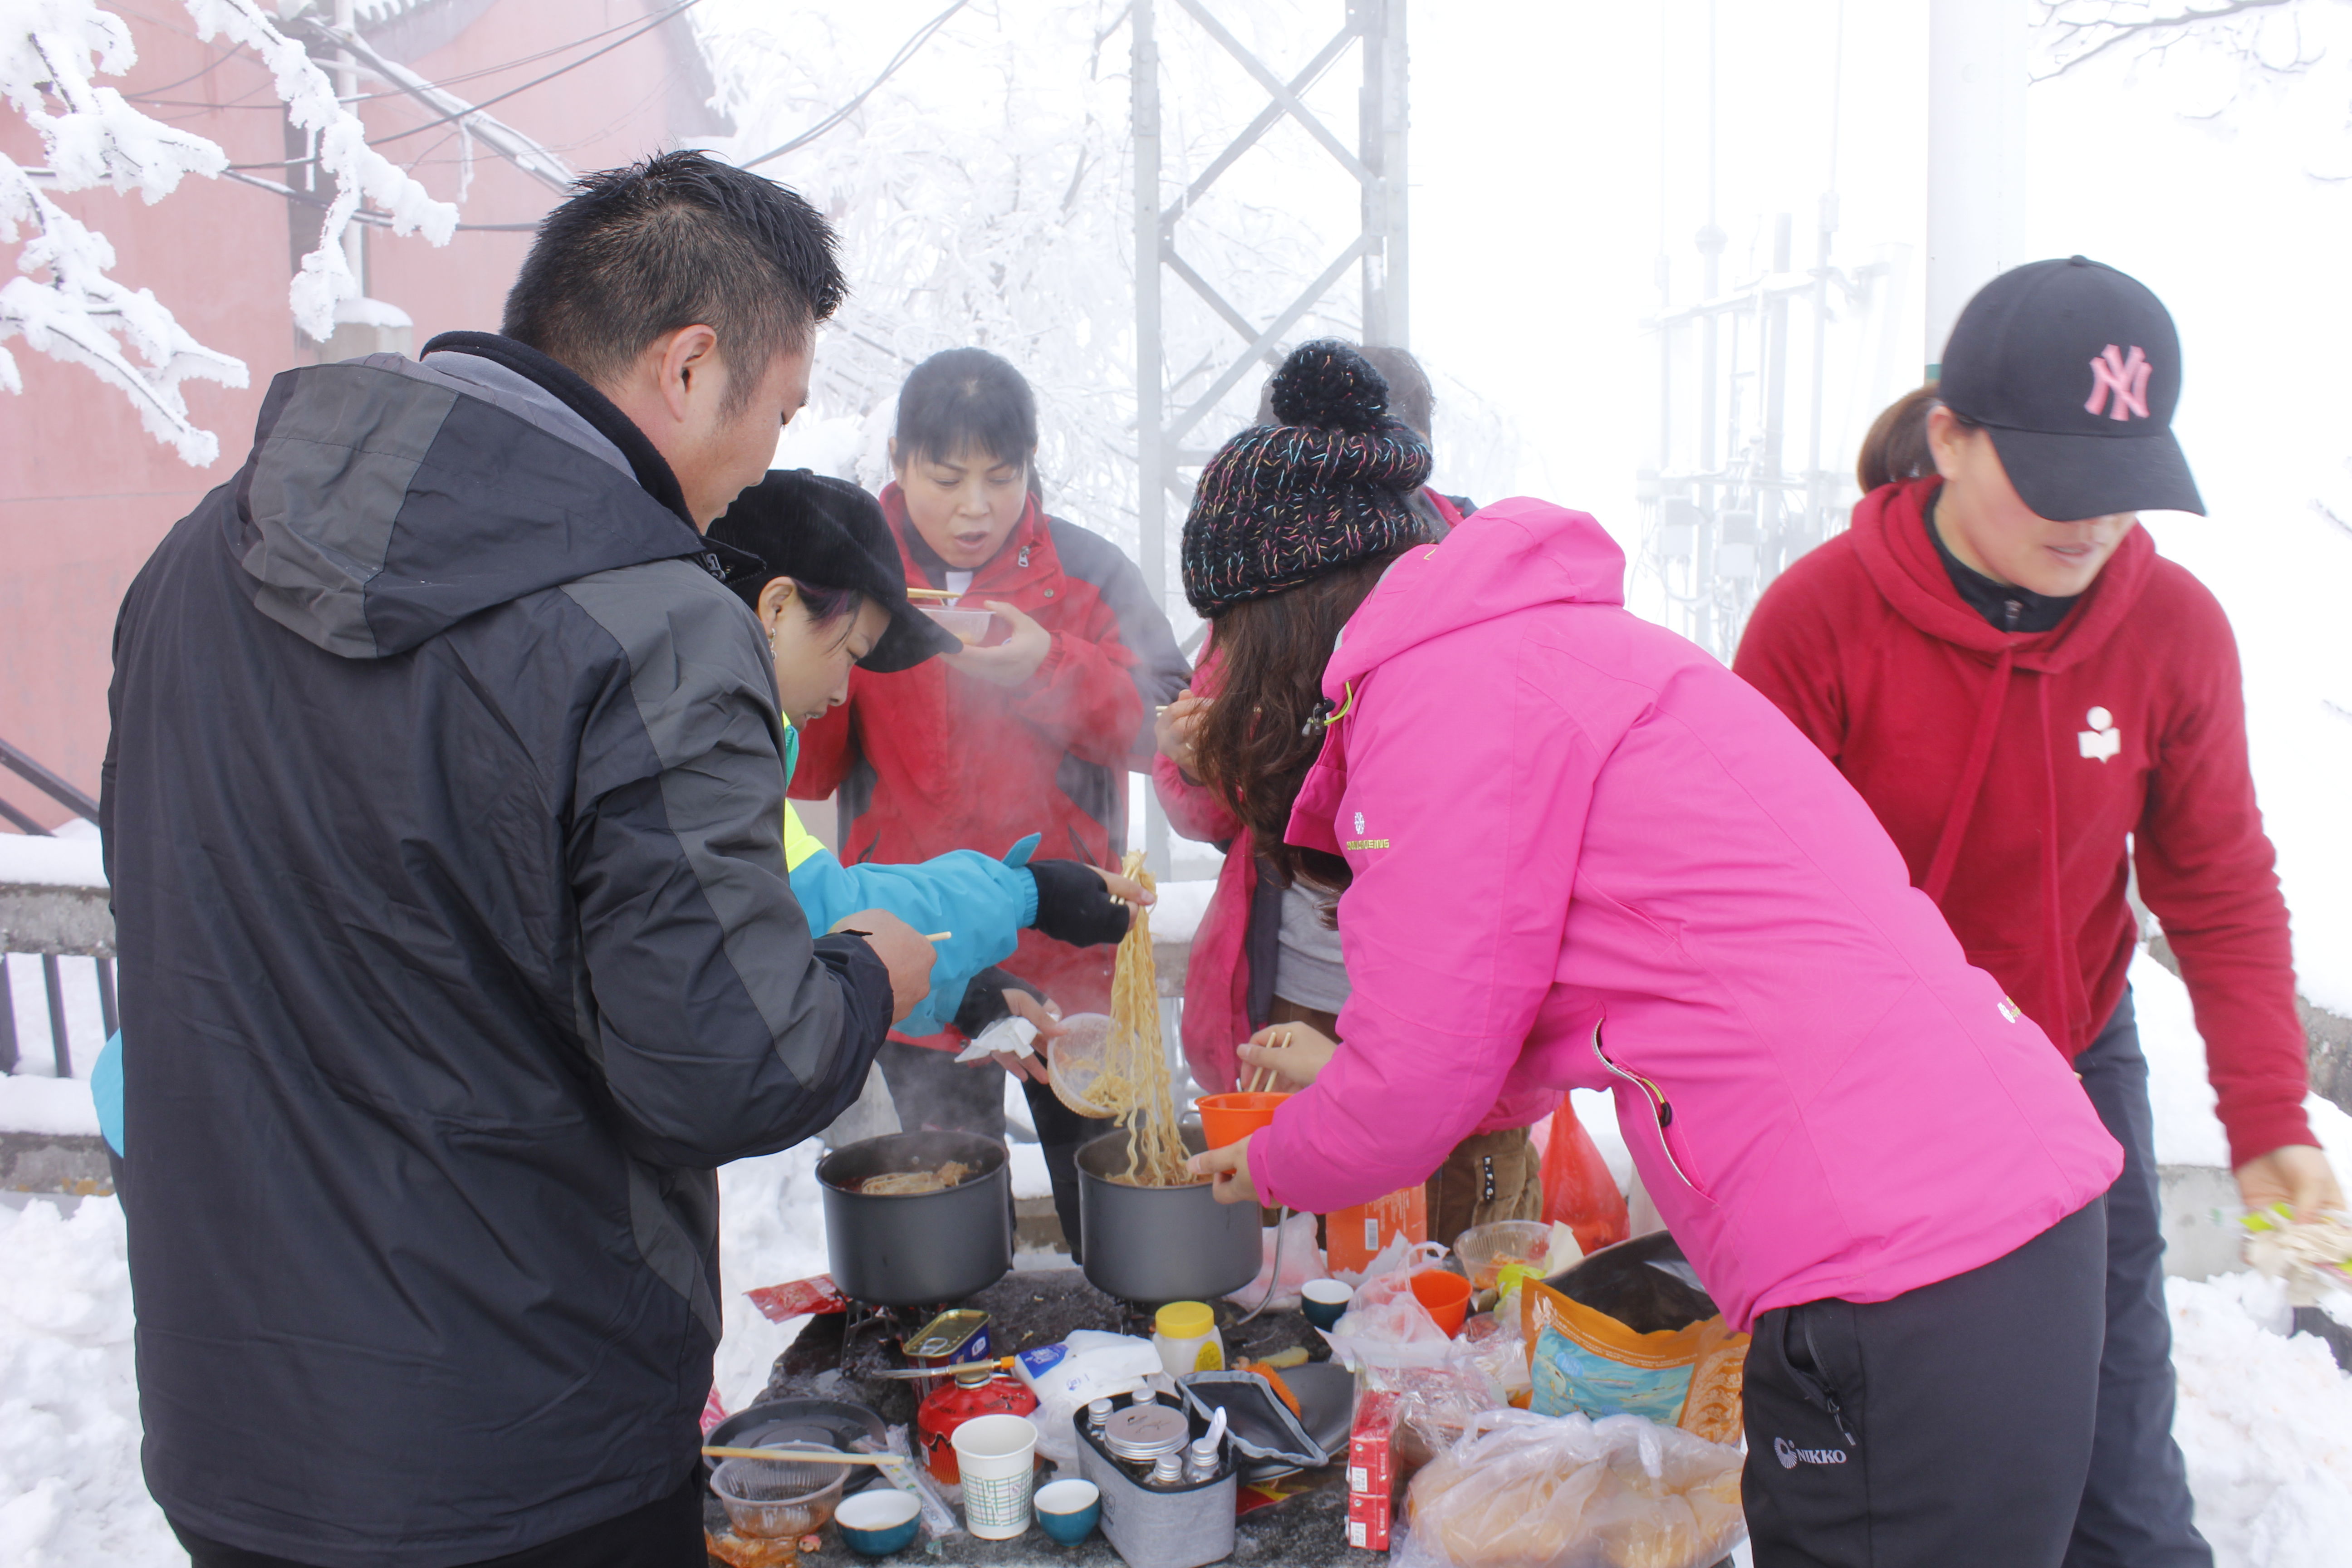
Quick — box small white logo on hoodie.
[1354,812,1366,835]
[2078,706,2121,763]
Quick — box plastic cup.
[951,1412,1039,1539]
[1411,1269,1472,1337]
[1195,1091,1291,1149]
[1453,1219,1553,1289]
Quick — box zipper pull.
[2003,598,2022,630]
[1018,545,1031,568]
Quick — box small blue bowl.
[1034,1478,1100,1545]
[1301,1278,1354,1331]
[835,1486,922,1556]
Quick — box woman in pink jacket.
[1184,342,2125,1567]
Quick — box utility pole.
[1925,0,2029,377]
[1131,0,1411,876]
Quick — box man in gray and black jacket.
[100,153,934,1568]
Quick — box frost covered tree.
[695,0,1394,561]
[0,0,455,465]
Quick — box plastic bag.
[1394,1409,1745,1568]
[1322,1250,1478,1375]
[1226,1210,1325,1312]
[1540,1104,1631,1257]
[1524,1235,1747,1446]
[1378,1359,1511,1478]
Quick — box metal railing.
[0,738,115,1080]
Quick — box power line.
[223,168,542,231]
[363,0,699,147]
[132,2,709,113]
[739,0,972,169]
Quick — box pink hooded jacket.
[1250,500,2122,1330]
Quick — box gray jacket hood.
[230,333,716,658]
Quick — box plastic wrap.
[1225,1210,1324,1311]
[1394,1409,1745,1568]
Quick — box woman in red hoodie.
[1737,256,2342,1568]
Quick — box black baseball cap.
[707,470,961,673]
[1938,256,2205,520]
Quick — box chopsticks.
[1243,1029,1293,1093]
[905,587,964,601]
[924,931,952,941]
[701,1446,902,1467]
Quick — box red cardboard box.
[1345,1388,1403,1551]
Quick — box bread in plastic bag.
[1395,1408,1745,1568]
[1524,1234,1747,1445]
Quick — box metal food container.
[816,1131,1013,1307]
[902,1308,991,1399]
[1076,1120,1262,1307]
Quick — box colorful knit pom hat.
[1180,339,1434,617]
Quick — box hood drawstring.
[2034,677,2078,1044]
[1921,647,2014,903]
[1920,649,2078,1048]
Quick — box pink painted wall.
[0,0,720,830]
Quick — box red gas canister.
[916,1368,1038,1484]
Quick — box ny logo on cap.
[2085,344,2152,422]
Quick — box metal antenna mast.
[1130,0,1411,873]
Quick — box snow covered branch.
[2033,0,2313,81]
[2,0,247,464]
[1,0,457,466]
[179,0,454,339]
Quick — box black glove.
[1027,859,1133,947]
[953,965,1045,1039]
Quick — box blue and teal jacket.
[780,723,1038,1039]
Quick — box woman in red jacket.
[792,349,1189,1239]
[1736,256,2342,1568]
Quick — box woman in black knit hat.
[1152,339,1555,1249]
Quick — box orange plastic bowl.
[1195,1091,1292,1149]
[1411,1269,1472,1337]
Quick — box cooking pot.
[1076,1121,1262,1306]
[817,1131,1013,1307]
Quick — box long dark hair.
[1857,383,1945,492]
[1191,548,1409,893]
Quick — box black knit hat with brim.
[707,470,961,673]
[1181,339,1435,618]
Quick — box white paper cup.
[951,1412,1039,1539]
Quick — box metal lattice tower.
[1130,0,1410,871]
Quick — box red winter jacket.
[793,485,1190,1036]
[1735,477,2312,1166]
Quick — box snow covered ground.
[4,945,2347,1566]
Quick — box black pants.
[874,1038,1094,1263]
[1743,1194,2108,1566]
[2065,989,2212,1567]
[170,1469,705,1568]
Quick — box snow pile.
[0,1199,176,1566]
[2171,1269,2352,1568]
[0,1076,100,1137]
[712,1146,833,1415]
[0,835,108,889]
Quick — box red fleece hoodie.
[1735,477,2312,1168]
